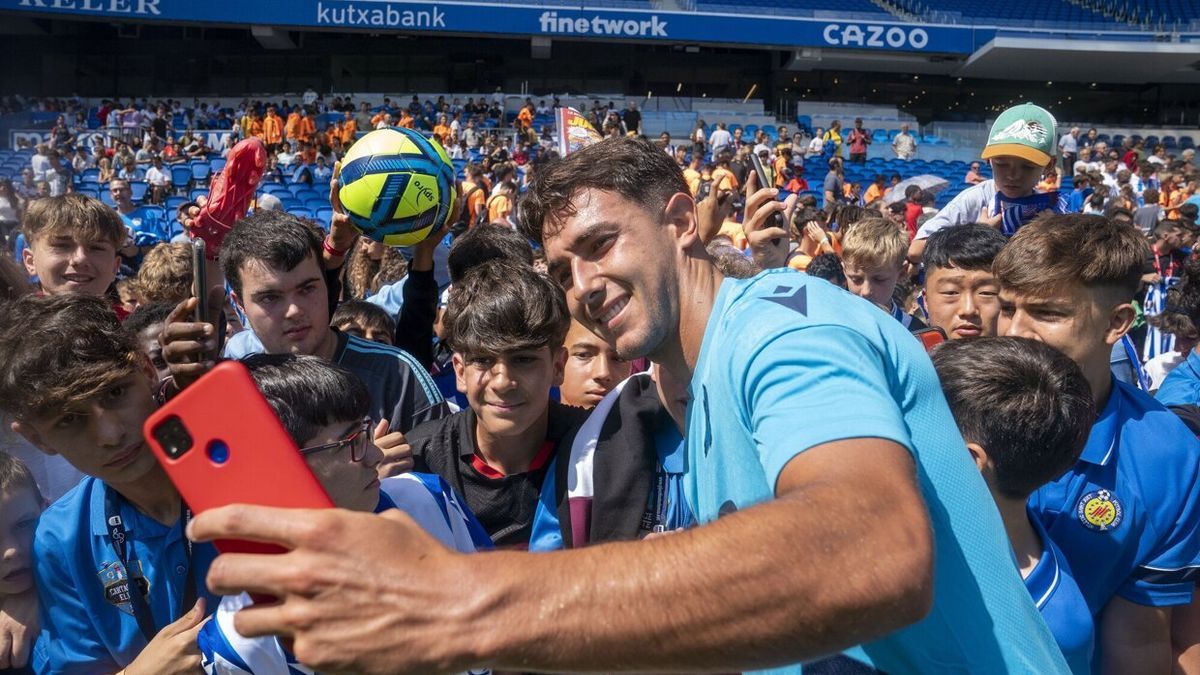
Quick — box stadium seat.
[190,188,208,201]
[129,181,149,203]
[191,163,211,182]
[171,166,193,191]
[1181,136,1195,149]
[100,190,116,207]
[80,167,100,183]
[210,158,227,173]
[303,197,327,209]
[165,196,187,211]
[290,207,315,219]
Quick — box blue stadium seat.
[210,158,227,173]
[100,190,116,207]
[165,196,187,211]
[80,168,100,183]
[171,166,193,191]
[129,182,149,203]
[191,163,211,182]
[303,197,327,209]
[290,207,315,219]
[315,207,335,228]
[190,188,208,201]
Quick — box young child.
[0,452,46,674]
[558,318,633,410]
[910,103,1068,261]
[994,213,1200,673]
[409,259,589,547]
[197,353,491,675]
[331,299,396,345]
[921,223,1007,339]
[931,337,1095,674]
[840,218,927,330]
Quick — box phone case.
[143,360,333,555]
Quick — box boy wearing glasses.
[199,353,491,675]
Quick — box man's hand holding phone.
[742,171,790,270]
[120,598,207,675]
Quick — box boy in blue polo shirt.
[0,293,219,674]
[932,337,1097,674]
[996,213,1200,673]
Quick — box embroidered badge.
[1076,489,1123,532]
[98,560,149,615]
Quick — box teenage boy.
[410,259,588,547]
[921,224,1006,339]
[0,453,45,673]
[0,294,218,673]
[160,210,447,434]
[995,213,1200,673]
[1143,219,1189,362]
[841,218,927,330]
[19,194,124,305]
[932,337,1096,674]
[558,319,633,409]
[909,103,1067,262]
[198,354,490,675]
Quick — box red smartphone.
[913,326,947,353]
[143,360,333,556]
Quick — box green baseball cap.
[981,103,1057,167]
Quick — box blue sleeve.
[1118,445,1200,606]
[33,525,117,674]
[529,457,564,552]
[743,324,915,490]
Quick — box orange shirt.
[371,112,387,127]
[773,156,789,189]
[518,108,533,128]
[433,124,451,145]
[298,116,315,143]
[263,113,283,145]
[683,167,701,196]
[486,193,512,223]
[716,219,747,250]
[462,181,487,224]
[398,113,414,129]
[1037,176,1060,192]
[249,118,264,140]
[340,119,357,145]
[285,112,302,141]
[712,167,738,193]
[863,183,885,204]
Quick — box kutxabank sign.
[4,0,983,53]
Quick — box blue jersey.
[32,477,219,674]
[1156,347,1200,408]
[1030,378,1200,612]
[685,270,1067,674]
[1026,509,1094,675]
[120,206,172,246]
[199,473,492,675]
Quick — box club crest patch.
[98,560,149,615]
[1076,489,1123,532]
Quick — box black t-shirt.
[409,401,588,548]
[622,109,641,132]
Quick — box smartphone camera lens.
[151,416,193,459]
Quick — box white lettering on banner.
[8,129,234,150]
[315,2,446,28]
[538,11,668,38]
[822,23,928,50]
[19,0,160,15]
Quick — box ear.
[663,192,699,249]
[21,242,37,278]
[965,441,990,475]
[1104,302,1137,346]
[11,420,57,457]
[551,346,567,387]
[451,352,468,394]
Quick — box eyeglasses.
[298,419,371,463]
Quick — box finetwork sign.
[316,1,446,27]
[538,10,668,38]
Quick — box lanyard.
[1153,251,1179,279]
[103,487,195,643]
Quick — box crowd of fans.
[0,96,1197,675]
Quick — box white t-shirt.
[145,165,170,187]
[915,180,999,240]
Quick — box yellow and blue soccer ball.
[336,127,457,246]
